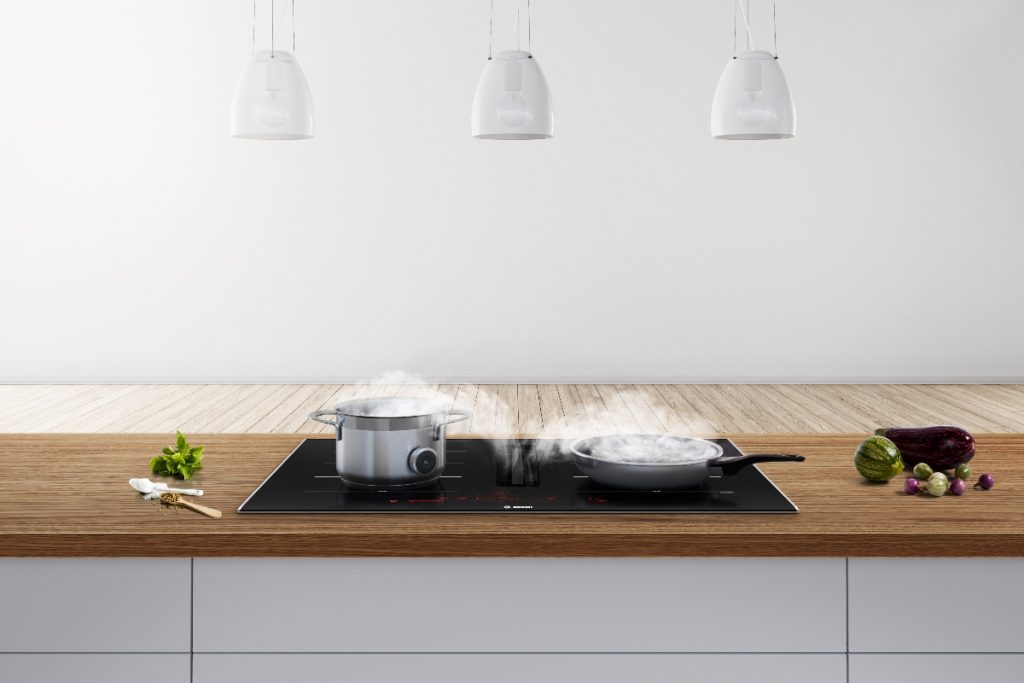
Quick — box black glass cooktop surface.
[239,438,798,513]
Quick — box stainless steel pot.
[310,397,471,489]
[570,434,805,489]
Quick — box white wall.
[1,0,1022,383]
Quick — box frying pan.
[570,434,805,489]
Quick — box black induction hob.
[238,438,798,513]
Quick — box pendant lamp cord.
[746,0,751,50]
[512,2,532,54]
[733,0,736,55]
[487,0,533,59]
[513,4,520,50]
[733,1,778,56]
[737,0,754,51]
[773,3,778,57]
[250,0,294,56]
[733,0,757,55]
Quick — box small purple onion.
[904,478,920,495]
[975,473,995,490]
[949,478,967,496]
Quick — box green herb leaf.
[151,432,205,480]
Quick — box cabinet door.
[0,558,191,653]
[849,559,1024,653]
[194,558,845,653]
[0,654,190,683]
[851,655,1024,683]
[195,653,846,683]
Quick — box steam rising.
[337,397,448,418]
[575,434,719,464]
[336,372,704,465]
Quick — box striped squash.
[854,435,904,482]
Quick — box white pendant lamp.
[472,1,553,140]
[231,0,314,140]
[711,1,795,140]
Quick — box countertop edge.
[2,532,1020,558]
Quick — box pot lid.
[570,434,724,466]
[335,396,449,419]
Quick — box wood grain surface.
[0,433,1019,558]
[3,384,1024,434]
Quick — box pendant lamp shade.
[231,50,314,140]
[472,50,553,140]
[711,50,795,140]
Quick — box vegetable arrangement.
[149,431,205,480]
[853,426,995,499]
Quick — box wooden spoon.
[159,492,222,519]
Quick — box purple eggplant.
[874,426,975,470]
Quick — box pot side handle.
[708,453,805,476]
[309,409,345,438]
[433,410,472,439]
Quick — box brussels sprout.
[926,472,949,497]
[913,462,934,480]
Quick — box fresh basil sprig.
[149,431,205,480]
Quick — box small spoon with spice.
[159,492,222,519]
[130,478,204,498]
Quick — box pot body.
[573,452,713,489]
[571,435,721,489]
[337,421,446,488]
[310,399,470,489]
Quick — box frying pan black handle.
[709,453,806,476]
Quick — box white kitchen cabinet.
[194,653,846,683]
[850,654,1024,682]
[848,558,1024,653]
[0,654,190,683]
[193,557,846,653]
[0,558,191,653]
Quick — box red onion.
[974,473,995,490]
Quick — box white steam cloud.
[329,372,709,465]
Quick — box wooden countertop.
[1,434,1020,557]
